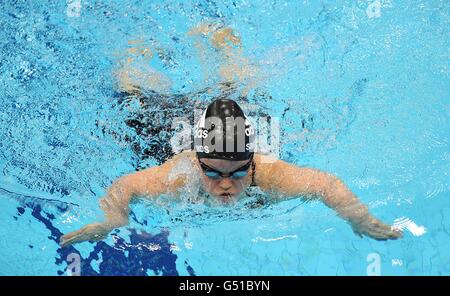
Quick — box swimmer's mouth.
[219,193,234,199]
[220,192,233,196]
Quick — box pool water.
[0,0,449,275]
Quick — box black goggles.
[198,157,253,180]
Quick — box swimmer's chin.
[214,193,237,204]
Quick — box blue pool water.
[0,0,449,275]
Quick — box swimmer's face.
[198,158,252,203]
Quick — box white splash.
[353,177,380,189]
[392,217,426,236]
[366,0,381,19]
[184,241,193,249]
[252,235,297,243]
[170,244,181,252]
[61,213,80,224]
[67,0,82,18]
[146,243,161,251]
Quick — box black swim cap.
[194,99,255,161]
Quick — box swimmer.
[60,98,402,247]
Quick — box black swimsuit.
[250,159,257,187]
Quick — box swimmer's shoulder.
[254,153,281,173]
[253,153,284,190]
[168,150,197,164]
[151,150,198,193]
[163,150,199,175]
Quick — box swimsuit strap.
[250,159,257,187]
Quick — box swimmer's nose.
[218,178,233,190]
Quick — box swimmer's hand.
[350,215,403,241]
[60,223,113,247]
[59,154,187,247]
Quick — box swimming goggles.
[198,157,253,180]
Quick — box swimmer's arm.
[60,154,187,247]
[99,160,181,226]
[257,158,402,240]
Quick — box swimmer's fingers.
[88,231,109,243]
[60,228,86,247]
[363,220,403,241]
[351,227,363,238]
[351,218,403,241]
[385,226,403,239]
[60,223,110,247]
[60,226,105,247]
[365,222,394,240]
